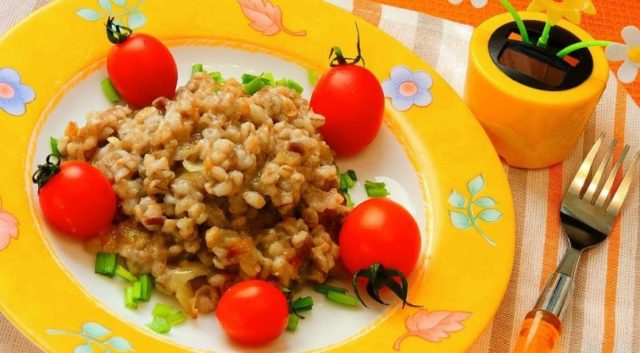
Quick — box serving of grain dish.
[57,72,348,317]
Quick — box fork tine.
[595,145,629,208]
[568,134,604,197]
[584,139,616,202]
[606,152,640,215]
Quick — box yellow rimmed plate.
[0,1,514,352]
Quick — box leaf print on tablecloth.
[393,309,471,350]
[0,199,19,251]
[238,0,306,36]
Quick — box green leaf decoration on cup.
[448,174,502,247]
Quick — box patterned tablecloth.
[1,0,639,352]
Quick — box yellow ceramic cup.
[465,12,608,169]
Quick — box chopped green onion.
[338,171,357,207]
[147,317,171,334]
[101,77,120,103]
[292,296,314,312]
[346,170,357,181]
[307,69,320,86]
[339,175,349,193]
[339,171,357,192]
[286,313,299,331]
[242,73,258,84]
[132,280,142,301]
[167,311,187,326]
[344,192,354,207]
[286,79,304,94]
[209,71,224,84]
[50,137,61,158]
[344,173,355,188]
[365,187,389,197]
[95,252,117,278]
[327,291,359,307]
[276,77,288,87]
[365,180,386,188]
[152,303,174,318]
[261,72,275,86]
[139,274,153,302]
[125,286,137,309]
[191,63,204,76]
[315,284,348,295]
[115,265,137,283]
[243,76,266,95]
[364,180,389,198]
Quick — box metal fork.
[513,134,640,353]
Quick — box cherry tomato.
[339,198,421,276]
[37,160,116,239]
[216,280,289,345]
[106,19,177,108]
[311,64,384,156]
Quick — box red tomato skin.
[107,33,177,108]
[339,198,421,276]
[310,65,384,156]
[216,280,289,346]
[39,161,116,239]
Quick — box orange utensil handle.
[513,309,562,353]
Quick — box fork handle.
[513,247,582,353]
[513,309,562,353]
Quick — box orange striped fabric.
[337,0,640,352]
[375,0,640,106]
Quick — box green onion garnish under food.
[339,170,358,207]
[147,317,171,334]
[315,284,348,295]
[95,252,117,278]
[286,313,299,332]
[115,265,137,283]
[152,303,174,318]
[241,73,258,84]
[101,77,121,103]
[133,281,143,302]
[339,174,349,193]
[276,77,288,87]
[292,296,314,312]
[261,72,276,86]
[209,71,224,84]
[191,63,204,76]
[327,291,359,307]
[286,79,304,94]
[167,311,187,326]
[243,76,266,95]
[125,286,137,309]
[343,193,354,208]
[364,180,389,198]
[138,274,154,302]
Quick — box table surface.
[1,1,639,352]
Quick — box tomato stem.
[328,22,365,67]
[105,17,133,45]
[32,154,61,193]
[352,263,421,309]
